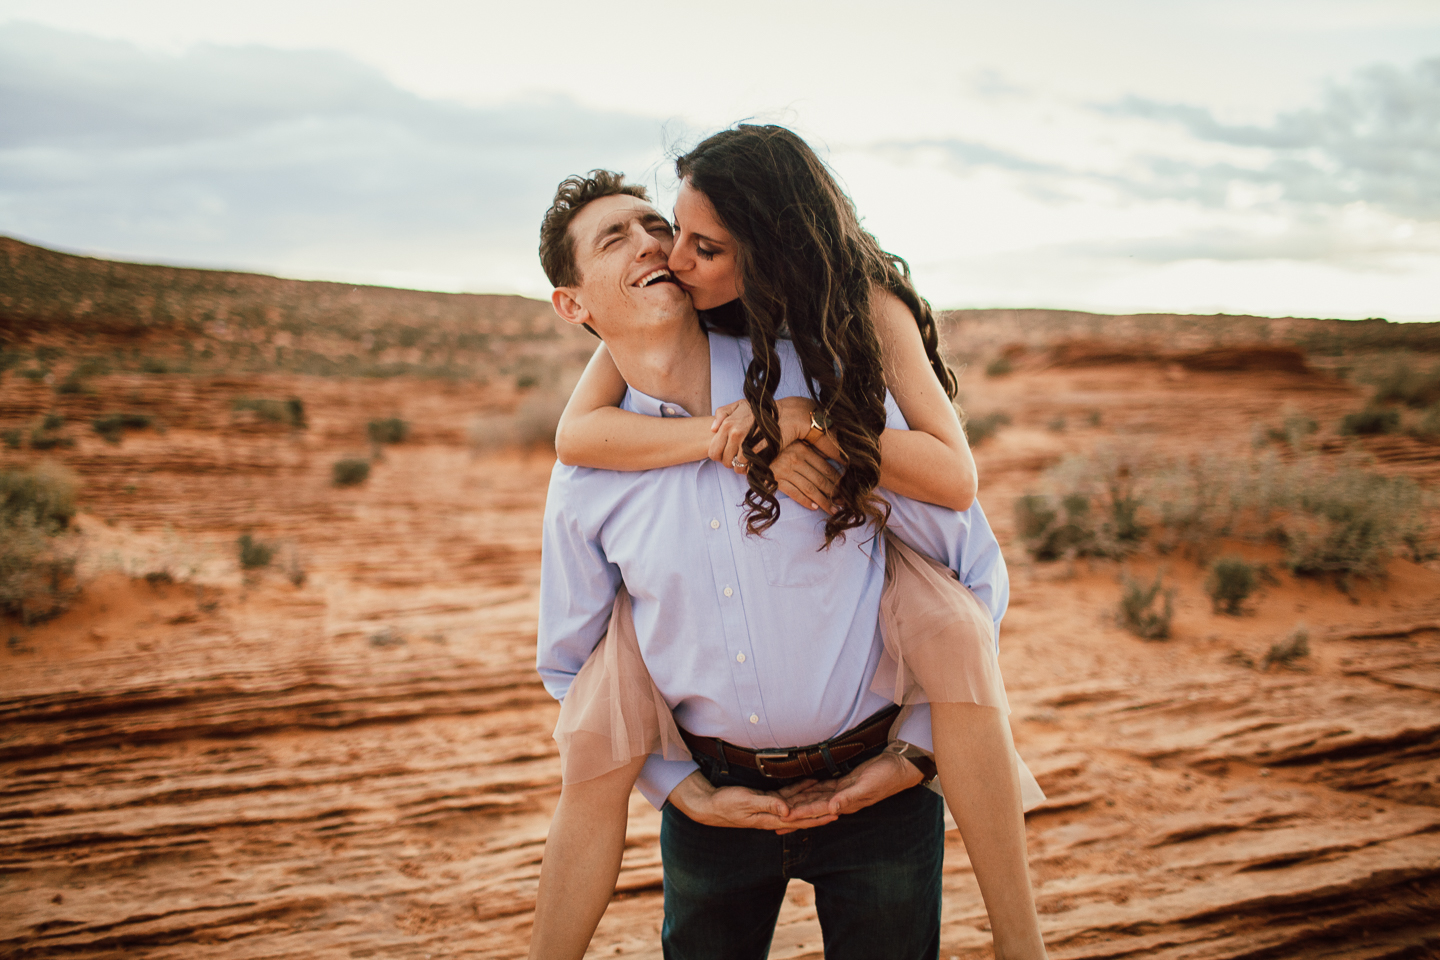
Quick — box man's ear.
[551,287,591,329]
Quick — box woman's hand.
[771,442,840,512]
[710,396,818,472]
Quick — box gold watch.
[805,408,831,445]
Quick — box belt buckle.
[754,751,793,778]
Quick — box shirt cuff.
[894,703,933,754]
[637,755,700,810]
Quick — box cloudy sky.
[1,1,1437,319]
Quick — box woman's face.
[668,178,742,311]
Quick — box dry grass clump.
[1118,571,1174,640]
[236,533,275,570]
[1015,446,1428,581]
[1263,627,1311,669]
[1206,556,1259,615]
[92,412,153,444]
[332,458,371,486]
[1339,405,1400,436]
[1,463,82,623]
[232,396,307,428]
[964,411,1012,447]
[1368,361,1440,408]
[367,418,409,444]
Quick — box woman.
[529,125,1047,960]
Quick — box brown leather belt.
[679,704,900,781]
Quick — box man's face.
[555,194,692,339]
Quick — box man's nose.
[635,223,664,259]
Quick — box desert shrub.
[1263,627,1310,669]
[964,411,1011,446]
[2,429,21,450]
[985,356,1013,377]
[1410,403,1440,439]
[1118,572,1174,640]
[1016,447,1428,580]
[367,418,409,444]
[332,458,371,486]
[1206,556,1258,615]
[1047,416,1068,432]
[55,374,92,395]
[515,374,539,390]
[29,416,73,450]
[92,413,153,444]
[1016,449,1148,560]
[1282,466,1425,577]
[140,357,172,374]
[19,367,47,381]
[237,533,275,569]
[1261,408,1319,448]
[1086,411,1103,427]
[1369,361,1440,408]
[232,396,306,428]
[0,463,81,623]
[1339,406,1399,436]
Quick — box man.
[531,171,1008,959]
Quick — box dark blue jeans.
[659,778,944,960]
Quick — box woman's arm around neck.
[554,342,714,469]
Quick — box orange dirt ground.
[3,320,1440,958]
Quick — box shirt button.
[749,714,759,724]
[723,586,733,597]
[710,519,720,529]
[736,652,746,663]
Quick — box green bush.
[332,458,371,486]
[92,413,154,444]
[1283,467,1425,577]
[1206,556,1258,615]
[237,533,275,569]
[1118,572,1174,640]
[1261,409,1319,448]
[1369,362,1440,408]
[1263,627,1310,669]
[1410,403,1440,439]
[232,396,306,428]
[367,418,409,444]
[1339,406,1399,436]
[965,411,1011,446]
[1015,448,1428,581]
[985,356,1013,377]
[1,463,81,623]
[2,429,21,450]
[1047,416,1068,432]
[29,415,74,450]
[1014,449,1148,561]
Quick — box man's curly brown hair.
[538,170,650,288]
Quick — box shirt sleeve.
[636,755,700,809]
[893,702,934,753]
[535,470,624,701]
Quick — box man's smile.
[635,267,678,288]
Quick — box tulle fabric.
[552,537,1046,811]
[875,536,1046,812]
[552,588,691,784]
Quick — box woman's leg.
[931,702,1047,960]
[527,755,648,960]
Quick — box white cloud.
[0,22,676,294]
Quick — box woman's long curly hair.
[677,124,957,546]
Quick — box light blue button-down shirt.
[537,332,1009,808]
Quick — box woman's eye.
[697,246,718,261]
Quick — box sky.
[1,0,1438,319]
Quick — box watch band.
[887,741,938,786]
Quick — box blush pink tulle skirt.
[553,534,1045,811]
